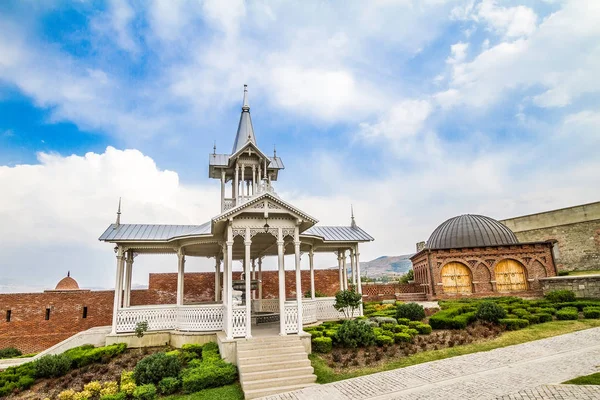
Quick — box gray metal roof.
[269,156,284,169]
[303,225,374,242]
[427,214,519,250]
[99,221,212,242]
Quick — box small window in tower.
[6,310,11,322]
[82,306,88,319]
[45,308,51,320]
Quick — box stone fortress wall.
[500,201,600,272]
[0,269,340,353]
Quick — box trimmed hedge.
[34,354,72,378]
[0,347,22,359]
[133,352,181,385]
[429,308,477,330]
[375,335,394,346]
[181,361,237,393]
[65,343,127,368]
[556,308,579,321]
[545,290,576,303]
[393,333,412,343]
[312,337,332,353]
[583,307,600,319]
[414,323,432,335]
[396,303,425,321]
[476,301,507,323]
[536,313,553,323]
[132,383,157,400]
[157,377,180,395]
[335,320,376,348]
[499,318,529,330]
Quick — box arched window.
[441,262,472,294]
[495,259,528,292]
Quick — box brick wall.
[0,269,341,353]
[540,275,600,298]
[361,283,422,300]
[0,291,114,353]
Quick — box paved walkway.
[262,327,600,400]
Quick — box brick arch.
[528,260,548,290]
[474,263,493,293]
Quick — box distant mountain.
[360,254,414,279]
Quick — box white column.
[177,248,185,306]
[350,248,357,287]
[342,250,348,290]
[258,165,262,191]
[220,170,226,212]
[244,228,252,338]
[251,259,256,300]
[252,165,256,195]
[111,247,126,334]
[294,227,303,333]
[258,257,263,310]
[124,250,133,307]
[215,256,221,302]
[338,251,344,291]
[226,226,234,339]
[355,244,363,316]
[241,164,245,198]
[277,228,286,336]
[309,247,315,300]
[234,164,239,203]
[222,244,228,305]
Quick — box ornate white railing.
[253,298,279,313]
[303,300,317,324]
[178,304,224,331]
[284,302,299,334]
[116,305,178,333]
[231,306,247,338]
[314,297,349,320]
[223,198,235,211]
[115,304,225,334]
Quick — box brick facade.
[0,269,341,353]
[361,283,423,300]
[411,243,556,300]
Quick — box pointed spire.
[115,197,122,226]
[231,85,256,154]
[351,204,357,229]
[67,271,70,278]
[273,145,277,158]
[213,141,216,155]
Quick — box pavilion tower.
[208,85,284,212]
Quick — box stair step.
[242,366,314,381]
[237,339,301,348]
[242,374,316,391]
[238,336,301,345]
[244,383,317,399]
[238,358,311,373]
[238,352,308,364]
[238,345,305,358]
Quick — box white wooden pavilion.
[99,86,374,340]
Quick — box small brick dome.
[427,214,519,250]
[55,273,80,290]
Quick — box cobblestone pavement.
[262,327,600,400]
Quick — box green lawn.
[565,270,600,276]
[564,372,600,385]
[311,319,600,384]
[164,384,244,400]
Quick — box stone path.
[262,327,600,400]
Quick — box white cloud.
[359,100,432,143]
[476,0,538,38]
[447,42,469,64]
[92,0,140,53]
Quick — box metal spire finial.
[67,271,70,278]
[351,204,357,229]
[116,197,122,226]
[242,84,249,111]
[213,141,216,155]
[273,145,277,157]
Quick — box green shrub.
[100,393,126,400]
[181,361,237,393]
[511,308,530,318]
[309,331,323,338]
[201,342,221,363]
[16,375,35,390]
[405,328,419,337]
[335,320,376,348]
[312,337,333,353]
[499,318,529,330]
[414,323,432,335]
[375,335,394,346]
[157,377,180,395]
[523,314,540,324]
[34,354,72,378]
[556,308,579,320]
[314,325,326,331]
[396,318,410,325]
[393,333,412,343]
[536,313,553,323]
[0,347,22,359]
[396,303,425,321]
[380,323,396,331]
[133,353,181,385]
[583,307,600,319]
[372,317,398,325]
[65,343,127,368]
[556,301,600,310]
[393,324,408,333]
[407,321,421,328]
[181,344,203,355]
[476,301,507,323]
[324,330,338,339]
[133,383,157,400]
[545,290,576,303]
[540,307,557,315]
[429,308,477,330]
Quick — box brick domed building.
[411,214,557,300]
[53,273,80,291]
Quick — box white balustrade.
[302,299,317,324]
[223,198,235,211]
[178,304,224,331]
[253,298,279,313]
[314,297,348,320]
[116,305,178,333]
[284,302,299,334]
[231,306,247,338]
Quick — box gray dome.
[427,214,518,250]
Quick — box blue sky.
[1,0,599,290]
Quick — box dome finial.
[351,204,357,228]
[67,270,70,277]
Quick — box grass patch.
[311,319,600,384]
[564,372,600,385]
[164,383,243,400]
[565,270,600,276]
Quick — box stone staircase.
[236,336,317,399]
[395,292,427,302]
